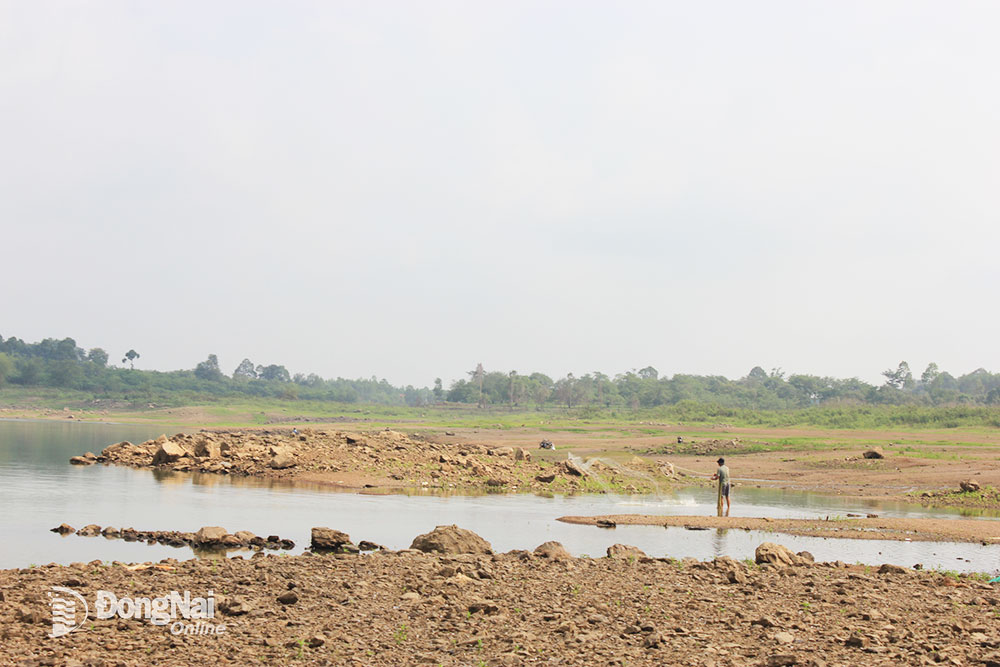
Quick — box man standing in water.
[712,457,731,516]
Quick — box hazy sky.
[2,1,998,387]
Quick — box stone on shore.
[152,440,188,465]
[50,523,75,535]
[534,541,573,561]
[311,527,354,551]
[194,526,229,545]
[409,525,492,555]
[755,542,802,567]
[607,544,647,560]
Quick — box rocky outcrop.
[409,525,492,555]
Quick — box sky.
[2,1,998,388]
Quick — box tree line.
[1,334,998,409]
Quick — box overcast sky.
[2,1,998,387]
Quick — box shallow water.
[1,420,998,574]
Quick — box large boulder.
[270,451,295,469]
[311,527,353,551]
[533,541,572,561]
[409,525,492,555]
[152,440,188,465]
[194,526,229,545]
[755,542,802,567]
[607,544,647,560]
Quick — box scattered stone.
[796,551,815,563]
[563,459,588,477]
[596,519,617,529]
[877,563,908,575]
[76,524,101,537]
[277,591,299,605]
[774,631,795,645]
[535,473,557,483]
[194,526,228,545]
[51,523,75,535]
[960,480,981,493]
[766,654,798,667]
[269,451,295,469]
[69,456,93,465]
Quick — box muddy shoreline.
[557,514,1000,544]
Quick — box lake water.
[1,419,998,574]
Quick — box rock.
[796,551,815,563]
[311,527,353,551]
[752,616,778,628]
[77,524,101,537]
[767,655,798,667]
[494,447,514,457]
[400,592,420,602]
[774,631,795,644]
[51,523,75,535]
[358,540,384,551]
[219,596,252,616]
[726,568,748,584]
[535,473,556,483]
[533,541,572,561]
[660,462,675,477]
[755,543,802,567]
[101,441,133,457]
[607,544,646,560]
[152,440,188,465]
[277,591,298,605]
[643,632,662,648]
[563,459,588,477]
[101,526,119,537]
[596,519,617,529]
[269,451,295,469]
[960,480,981,493]
[862,448,885,460]
[69,456,93,465]
[468,601,499,614]
[845,635,869,648]
[194,439,221,459]
[233,530,257,543]
[194,526,229,545]
[409,525,492,555]
[515,448,531,462]
[878,563,908,575]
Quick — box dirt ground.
[4,537,1000,667]
[558,514,1000,544]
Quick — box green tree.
[432,378,443,400]
[122,349,140,370]
[87,348,109,367]
[920,362,940,386]
[0,352,13,386]
[232,358,257,381]
[194,354,225,381]
[882,361,913,390]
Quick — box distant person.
[712,457,731,515]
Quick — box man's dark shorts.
[722,483,731,498]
